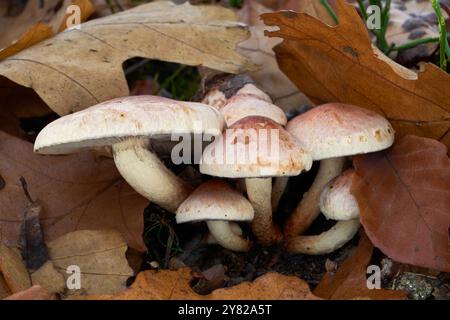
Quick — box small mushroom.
[176,180,254,252]
[34,95,225,212]
[287,169,361,254]
[284,103,394,238]
[220,84,287,127]
[320,169,359,221]
[200,116,312,246]
[205,222,243,245]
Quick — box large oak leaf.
[0,1,251,116]
[352,135,450,272]
[261,0,450,147]
[0,131,147,251]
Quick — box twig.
[19,176,34,204]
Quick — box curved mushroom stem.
[271,177,289,212]
[245,178,283,246]
[112,137,193,213]
[286,219,361,255]
[206,221,251,252]
[205,222,243,244]
[284,157,346,238]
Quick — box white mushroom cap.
[200,116,312,178]
[221,94,287,127]
[34,95,225,154]
[286,103,395,160]
[176,180,254,223]
[320,169,359,221]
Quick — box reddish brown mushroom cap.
[200,116,312,178]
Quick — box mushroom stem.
[206,221,251,252]
[284,157,346,238]
[286,219,361,255]
[271,177,289,212]
[112,138,193,212]
[245,177,283,246]
[205,222,243,244]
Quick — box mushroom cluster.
[34,78,395,256]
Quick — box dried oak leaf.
[0,1,251,116]
[261,0,450,148]
[0,242,31,293]
[0,0,95,60]
[85,268,320,300]
[237,1,312,111]
[0,274,11,299]
[0,131,147,251]
[314,232,407,300]
[351,135,450,272]
[3,285,54,300]
[48,229,134,296]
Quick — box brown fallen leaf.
[314,232,407,300]
[285,0,336,24]
[0,106,23,138]
[30,260,66,294]
[0,274,11,299]
[0,22,53,61]
[0,130,147,251]
[351,135,450,273]
[0,1,251,116]
[0,0,95,60]
[0,242,31,293]
[0,78,53,122]
[3,285,54,300]
[237,1,312,111]
[48,229,134,296]
[85,268,320,300]
[262,0,450,148]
